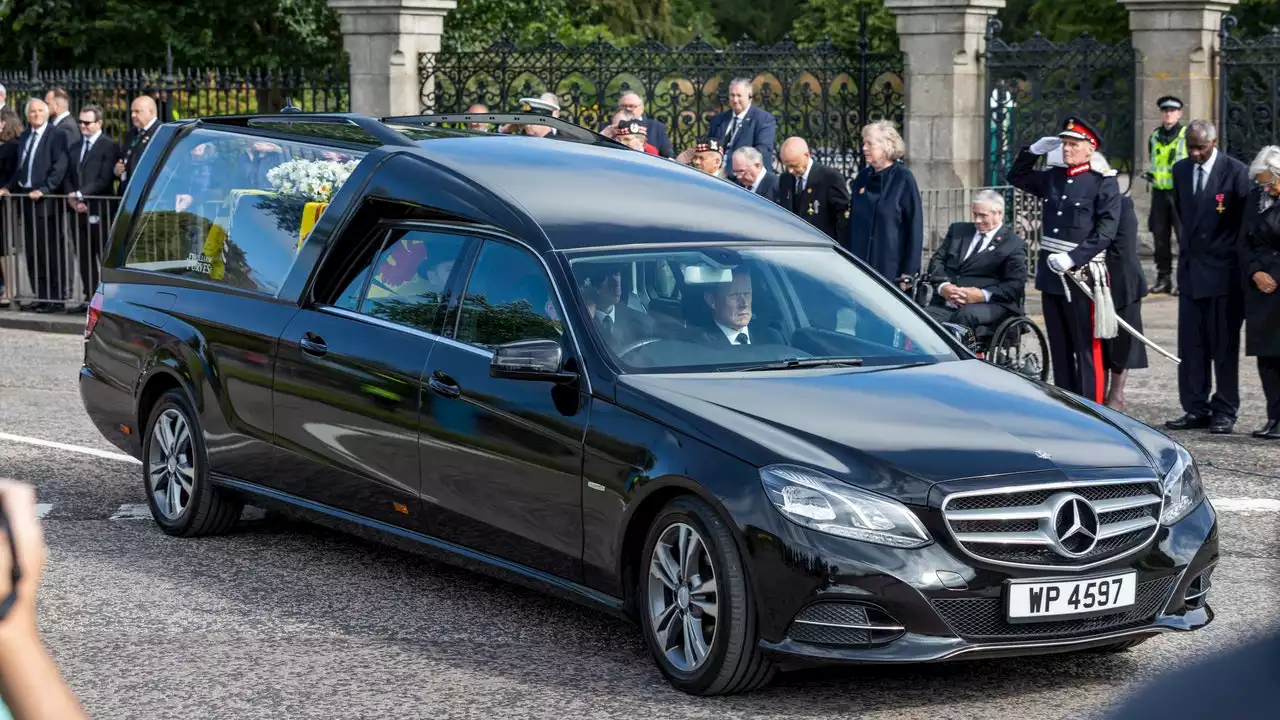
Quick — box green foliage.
[0,0,343,69]
[708,0,804,45]
[442,0,719,50]
[790,0,899,53]
[1236,0,1280,37]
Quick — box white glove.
[1047,252,1074,274]
[1030,136,1063,155]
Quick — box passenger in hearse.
[579,264,656,351]
[682,265,785,347]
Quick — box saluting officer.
[1008,117,1122,404]
[1144,96,1187,294]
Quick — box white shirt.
[724,108,748,144]
[717,322,749,344]
[1193,147,1218,193]
[796,158,814,193]
[940,223,1003,306]
[143,117,158,132]
[54,111,71,127]
[81,130,102,157]
[748,170,766,193]
[20,124,46,188]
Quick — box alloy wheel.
[149,408,195,520]
[647,522,719,672]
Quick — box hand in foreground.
[0,478,88,720]
[1029,136,1063,155]
[1254,271,1278,294]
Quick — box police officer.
[1144,96,1187,294]
[1008,117,1122,404]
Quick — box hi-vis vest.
[1149,125,1187,191]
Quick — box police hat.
[1157,96,1184,111]
[615,119,647,136]
[518,96,560,117]
[1058,116,1102,150]
[694,138,724,154]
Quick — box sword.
[1062,270,1181,364]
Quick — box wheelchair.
[907,276,1051,382]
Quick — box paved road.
[1,295,1278,719]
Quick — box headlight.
[760,464,932,548]
[1161,444,1206,526]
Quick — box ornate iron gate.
[1219,16,1280,164]
[420,20,904,176]
[983,20,1137,187]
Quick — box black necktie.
[724,117,739,145]
[965,232,987,261]
[734,332,749,345]
[1195,165,1205,196]
[600,314,613,340]
[81,139,92,165]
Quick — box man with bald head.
[776,135,849,240]
[116,94,162,188]
[1,98,70,310]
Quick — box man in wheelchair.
[919,189,1029,344]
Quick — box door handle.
[428,374,461,399]
[300,334,327,357]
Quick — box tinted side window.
[333,230,467,333]
[123,127,366,295]
[455,241,563,348]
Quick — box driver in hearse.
[682,265,785,347]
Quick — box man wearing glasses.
[604,91,674,158]
[65,105,119,312]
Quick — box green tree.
[0,0,343,69]
[790,0,899,53]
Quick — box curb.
[0,310,85,336]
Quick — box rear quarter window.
[123,128,367,295]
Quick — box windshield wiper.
[736,356,865,372]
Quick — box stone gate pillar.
[1121,0,1238,211]
[328,0,457,117]
[883,0,1006,190]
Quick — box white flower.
[266,157,358,203]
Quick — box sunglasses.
[78,119,97,126]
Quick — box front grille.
[786,602,904,647]
[941,478,1164,569]
[932,575,1178,641]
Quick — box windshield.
[563,244,959,374]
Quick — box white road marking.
[35,503,52,519]
[0,431,140,464]
[1211,497,1280,513]
[110,504,153,521]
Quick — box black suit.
[6,125,70,305]
[50,114,80,156]
[744,171,779,202]
[119,120,160,189]
[684,322,785,348]
[1102,196,1149,373]
[1171,151,1251,422]
[593,302,656,351]
[776,162,849,240]
[67,134,121,302]
[923,222,1027,335]
[707,106,778,169]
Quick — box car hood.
[617,359,1154,505]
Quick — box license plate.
[1006,572,1136,622]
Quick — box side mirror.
[490,339,578,383]
[941,322,977,351]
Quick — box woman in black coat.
[846,120,923,291]
[1101,194,1149,411]
[1242,145,1280,439]
[0,108,23,307]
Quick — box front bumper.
[747,494,1218,666]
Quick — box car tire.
[1091,637,1150,653]
[638,495,775,695]
[142,389,242,537]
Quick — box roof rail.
[382,112,619,147]
[195,113,418,147]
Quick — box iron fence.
[1,194,121,308]
[420,12,904,176]
[0,46,350,147]
[983,19,1137,191]
[1219,17,1280,164]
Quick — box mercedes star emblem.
[1050,493,1100,557]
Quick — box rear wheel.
[142,389,242,537]
[638,496,775,695]
[989,316,1050,381]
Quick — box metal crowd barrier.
[0,194,121,310]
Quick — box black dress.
[0,138,18,293]
[1103,195,1150,372]
[1242,187,1280,358]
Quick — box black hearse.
[80,111,1217,695]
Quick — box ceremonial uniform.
[1007,117,1122,404]
[1147,96,1187,293]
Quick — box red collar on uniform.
[1066,163,1091,177]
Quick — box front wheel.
[142,389,242,537]
[638,496,775,695]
